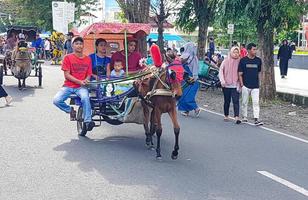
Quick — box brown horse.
[135,67,183,159]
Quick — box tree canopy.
[0,0,99,31]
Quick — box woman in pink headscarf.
[219,46,241,124]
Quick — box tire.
[77,107,88,136]
[0,65,3,85]
[38,66,42,86]
[102,115,123,125]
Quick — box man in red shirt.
[53,37,95,131]
[240,43,248,58]
[110,39,143,74]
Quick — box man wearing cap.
[53,36,95,131]
[64,32,74,55]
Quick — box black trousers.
[279,59,289,76]
[0,85,8,98]
[222,88,239,117]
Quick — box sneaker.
[5,95,13,106]
[242,117,248,122]
[181,111,189,117]
[70,107,77,121]
[255,120,264,126]
[86,121,95,131]
[194,108,201,117]
[224,116,230,121]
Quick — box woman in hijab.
[219,46,241,124]
[178,42,201,117]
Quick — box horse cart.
[0,26,44,89]
[70,22,152,135]
[67,22,187,159]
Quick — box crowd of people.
[1,31,294,128]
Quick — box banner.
[52,1,75,34]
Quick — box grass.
[273,50,308,55]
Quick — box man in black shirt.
[238,43,263,126]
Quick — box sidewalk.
[275,67,308,106]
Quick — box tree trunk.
[257,24,276,101]
[197,21,208,59]
[157,21,164,54]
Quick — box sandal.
[194,108,201,117]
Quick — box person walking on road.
[219,46,241,124]
[178,42,201,117]
[277,39,292,79]
[238,43,263,126]
[0,85,13,106]
[63,32,74,55]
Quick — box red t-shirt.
[62,54,92,88]
[110,51,143,72]
[240,48,248,58]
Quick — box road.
[0,64,308,200]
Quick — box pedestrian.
[219,46,241,124]
[63,32,74,55]
[238,43,263,126]
[0,85,13,106]
[178,42,201,117]
[53,36,95,131]
[277,39,292,78]
[240,43,248,58]
[209,37,215,59]
[44,38,51,60]
[32,34,43,59]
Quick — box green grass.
[274,50,308,55]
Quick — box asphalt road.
[0,64,308,200]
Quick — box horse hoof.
[171,155,178,160]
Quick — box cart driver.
[53,36,95,131]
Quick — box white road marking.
[200,107,308,144]
[257,171,308,197]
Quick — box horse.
[134,64,183,160]
[11,46,32,90]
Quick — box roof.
[149,17,174,29]
[80,22,151,37]
[6,25,38,32]
[147,33,185,41]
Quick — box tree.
[223,0,306,100]
[3,0,99,31]
[176,0,221,59]
[150,0,178,53]
[116,0,151,55]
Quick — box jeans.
[53,87,92,122]
[222,88,239,117]
[242,86,260,119]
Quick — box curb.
[277,91,308,107]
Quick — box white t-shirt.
[44,40,50,50]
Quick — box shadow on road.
[2,84,40,103]
[53,135,204,199]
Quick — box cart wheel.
[77,107,87,136]
[102,116,123,125]
[38,66,42,86]
[0,65,3,85]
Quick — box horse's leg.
[142,103,152,148]
[155,109,162,159]
[22,78,26,89]
[169,107,180,160]
[18,78,22,90]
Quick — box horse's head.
[134,68,183,99]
